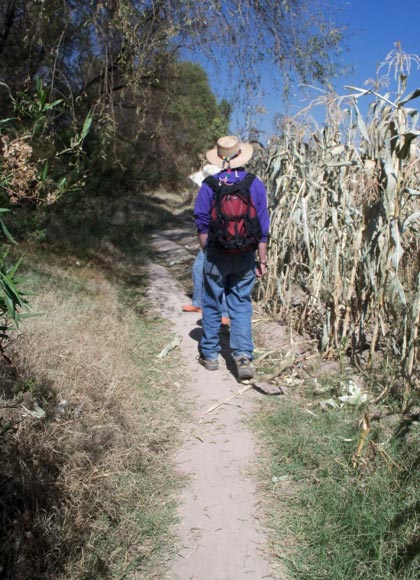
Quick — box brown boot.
[198,356,219,371]
[234,355,253,381]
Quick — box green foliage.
[0,209,30,343]
[12,78,64,137]
[0,0,346,193]
[127,59,231,186]
[256,398,420,579]
[0,79,92,206]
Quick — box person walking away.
[194,135,269,380]
[182,249,230,325]
[182,165,229,324]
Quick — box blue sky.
[339,0,419,91]
[227,0,420,138]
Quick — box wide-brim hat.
[205,135,254,169]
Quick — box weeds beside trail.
[253,377,420,580]
[0,245,185,579]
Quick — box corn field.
[255,47,420,405]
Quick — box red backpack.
[204,173,262,254]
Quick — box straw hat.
[205,135,254,169]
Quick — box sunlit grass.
[254,394,420,579]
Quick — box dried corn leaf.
[157,335,182,358]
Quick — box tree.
[0,1,346,120]
[126,60,231,186]
[0,0,346,191]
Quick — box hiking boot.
[182,304,202,313]
[198,356,219,371]
[234,355,253,381]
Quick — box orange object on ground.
[182,304,202,313]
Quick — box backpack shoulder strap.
[240,172,256,188]
[203,175,220,192]
[204,173,256,193]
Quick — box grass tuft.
[254,394,420,580]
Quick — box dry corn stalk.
[352,409,371,469]
[253,50,420,399]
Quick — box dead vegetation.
[254,47,420,407]
[0,248,184,579]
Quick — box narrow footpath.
[146,223,285,580]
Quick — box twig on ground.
[257,347,290,362]
[199,352,296,422]
[371,384,390,404]
[199,383,254,422]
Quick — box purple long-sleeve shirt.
[193,169,270,243]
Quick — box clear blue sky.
[228,0,420,138]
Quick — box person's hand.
[256,262,267,278]
[198,233,208,250]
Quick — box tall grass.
[255,45,420,406]
[0,245,185,579]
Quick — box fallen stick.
[199,383,254,423]
[199,352,296,422]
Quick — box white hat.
[188,164,220,187]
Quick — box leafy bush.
[0,209,29,346]
[0,79,91,207]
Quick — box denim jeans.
[192,249,228,318]
[200,248,256,360]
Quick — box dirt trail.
[147,224,284,580]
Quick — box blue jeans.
[200,248,256,360]
[192,250,228,318]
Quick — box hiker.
[182,248,230,325]
[194,135,270,380]
[182,165,229,325]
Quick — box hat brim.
[205,142,254,169]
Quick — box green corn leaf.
[44,99,64,110]
[19,311,41,319]
[0,219,17,245]
[0,268,26,305]
[39,161,49,181]
[6,256,23,278]
[2,293,18,324]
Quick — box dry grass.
[0,249,185,579]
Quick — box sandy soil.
[146,225,288,580]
